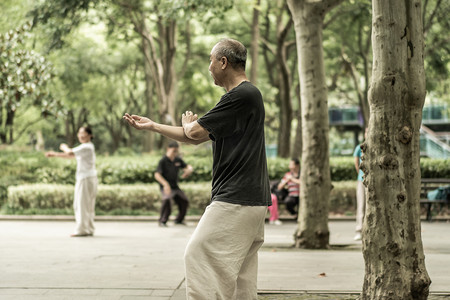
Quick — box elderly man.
[123,38,271,300]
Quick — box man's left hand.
[182,111,198,127]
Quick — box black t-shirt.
[155,156,187,189]
[197,81,271,206]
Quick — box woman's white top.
[72,142,97,181]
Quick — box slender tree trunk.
[291,83,302,159]
[276,53,292,158]
[275,0,294,158]
[362,0,431,298]
[0,104,5,144]
[141,35,154,152]
[287,0,342,249]
[250,0,261,84]
[6,109,15,144]
[64,112,73,147]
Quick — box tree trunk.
[267,0,294,158]
[362,0,431,298]
[291,83,302,159]
[35,130,45,151]
[249,0,261,84]
[276,59,292,158]
[0,104,5,144]
[141,35,155,152]
[287,0,342,249]
[6,109,15,144]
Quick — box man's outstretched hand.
[123,113,154,130]
[182,111,198,127]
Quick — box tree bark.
[249,0,261,84]
[291,83,302,159]
[362,0,431,298]
[141,34,155,152]
[287,0,342,249]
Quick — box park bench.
[270,179,450,222]
[420,178,450,221]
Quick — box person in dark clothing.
[155,141,193,227]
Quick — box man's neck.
[224,74,248,92]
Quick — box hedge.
[1,148,448,209]
[2,150,448,187]
[5,183,212,215]
[4,181,357,215]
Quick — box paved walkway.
[0,218,449,299]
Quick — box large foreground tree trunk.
[287,0,342,248]
[362,0,431,298]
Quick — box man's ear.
[221,57,227,69]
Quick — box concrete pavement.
[0,218,449,299]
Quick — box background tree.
[287,0,344,248]
[260,0,296,158]
[362,0,431,298]
[422,0,450,104]
[30,0,233,151]
[0,22,57,144]
[325,1,372,130]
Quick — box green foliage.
[5,182,212,215]
[420,158,450,179]
[0,22,60,143]
[4,181,356,216]
[330,157,356,181]
[1,150,448,198]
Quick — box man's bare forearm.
[151,123,208,145]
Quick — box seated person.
[278,158,300,216]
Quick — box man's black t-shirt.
[197,81,271,206]
[156,156,187,189]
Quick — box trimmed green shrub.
[420,158,450,179]
[2,150,449,186]
[5,181,358,215]
[5,183,212,215]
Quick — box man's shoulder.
[158,155,169,163]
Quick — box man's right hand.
[123,113,154,130]
[163,185,172,196]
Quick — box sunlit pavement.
[0,218,448,299]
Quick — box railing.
[422,104,449,124]
[328,107,363,126]
[420,126,450,159]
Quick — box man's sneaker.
[354,232,362,241]
[159,222,167,227]
[174,221,186,226]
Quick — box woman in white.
[46,127,98,237]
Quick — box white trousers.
[356,180,366,233]
[73,176,97,235]
[184,201,267,300]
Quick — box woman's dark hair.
[291,158,300,165]
[80,126,94,139]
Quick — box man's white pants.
[184,201,267,300]
[356,180,366,233]
[73,176,97,235]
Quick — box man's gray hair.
[213,38,247,70]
